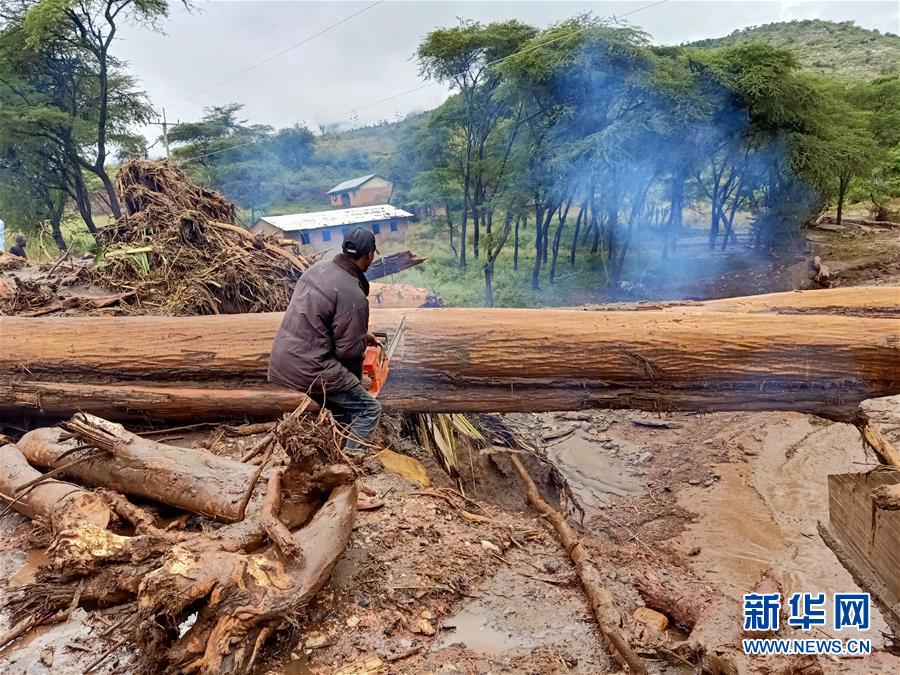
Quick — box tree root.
[2,407,358,673]
[507,453,649,674]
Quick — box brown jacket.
[268,255,370,394]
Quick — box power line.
[177,0,668,164]
[166,0,385,110]
[319,0,668,124]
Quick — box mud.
[673,414,890,643]
[2,404,899,673]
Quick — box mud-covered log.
[0,443,111,531]
[138,483,358,674]
[2,288,899,421]
[16,418,258,522]
[684,286,898,316]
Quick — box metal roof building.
[255,205,412,233]
[326,174,378,195]
[253,205,414,253]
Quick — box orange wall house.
[254,205,413,255]
[327,175,393,209]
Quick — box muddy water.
[432,567,614,672]
[8,548,49,587]
[544,431,644,507]
[673,413,889,642]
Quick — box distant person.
[0,217,5,252]
[9,234,27,259]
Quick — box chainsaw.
[363,315,406,397]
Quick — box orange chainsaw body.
[362,317,405,397]
[362,342,390,397]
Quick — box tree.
[15,0,170,218]
[417,19,536,267]
[0,0,162,243]
[271,124,315,171]
[170,104,286,221]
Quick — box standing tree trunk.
[483,210,514,307]
[513,214,521,271]
[446,203,457,257]
[836,172,851,225]
[549,200,573,283]
[708,165,722,250]
[460,188,469,268]
[71,165,99,234]
[472,197,480,259]
[662,174,685,261]
[532,200,557,290]
[570,198,588,266]
[484,262,495,307]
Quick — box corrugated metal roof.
[326,174,378,194]
[256,205,413,232]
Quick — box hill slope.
[689,20,900,79]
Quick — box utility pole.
[161,108,171,159]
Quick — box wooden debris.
[507,453,648,675]
[364,250,427,281]
[1,409,358,674]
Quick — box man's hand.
[366,332,381,347]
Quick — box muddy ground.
[2,403,898,674]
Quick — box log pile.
[2,287,898,424]
[0,406,357,674]
[364,249,428,281]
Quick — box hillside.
[267,19,897,217]
[689,19,900,79]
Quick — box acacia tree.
[417,19,536,267]
[501,17,655,290]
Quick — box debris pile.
[94,159,312,315]
[0,160,435,317]
[0,404,356,673]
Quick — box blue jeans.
[321,383,382,452]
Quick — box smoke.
[515,29,819,301]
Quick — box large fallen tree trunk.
[2,288,898,422]
[0,443,111,532]
[16,421,258,522]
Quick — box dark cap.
[342,227,377,256]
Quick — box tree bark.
[513,214,520,271]
[837,172,851,226]
[16,419,259,522]
[549,199,572,283]
[0,443,111,532]
[2,290,899,422]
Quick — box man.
[268,227,382,453]
[9,235,27,259]
[0,217,5,252]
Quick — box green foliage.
[690,20,900,79]
[171,104,322,221]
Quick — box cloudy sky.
[117,0,899,143]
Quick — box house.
[327,174,392,209]
[253,205,413,254]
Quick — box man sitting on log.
[269,227,382,454]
